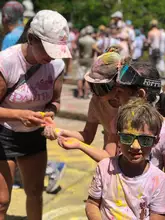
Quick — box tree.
[32,0,165,31]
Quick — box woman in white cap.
[0,10,71,219]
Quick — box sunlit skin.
[98,85,136,108]
[22,35,54,65]
[117,124,160,177]
[30,40,53,64]
[119,124,157,164]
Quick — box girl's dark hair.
[17,17,34,44]
[130,61,161,106]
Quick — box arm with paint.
[86,197,102,220]
[57,136,93,150]
[42,70,65,139]
[44,71,64,116]
[57,128,111,162]
[150,213,165,220]
[86,164,103,220]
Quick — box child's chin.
[128,156,144,164]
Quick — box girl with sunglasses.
[46,50,165,165]
[86,98,165,220]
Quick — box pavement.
[7,117,103,220]
[6,64,100,219]
[57,84,90,121]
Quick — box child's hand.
[43,126,63,141]
[58,137,81,150]
[43,126,57,140]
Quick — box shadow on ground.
[6,216,27,220]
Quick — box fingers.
[29,116,46,126]
[44,117,55,125]
[57,136,66,147]
[44,111,55,118]
[43,126,57,140]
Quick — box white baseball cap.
[111,11,123,19]
[30,10,72,59]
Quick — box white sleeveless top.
[0,44,65,132]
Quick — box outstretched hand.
[57,136,81,150]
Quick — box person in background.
[147,19,165,75]
[77,25,96,98]
[64,22,76,79]
[125,20,135,43]
[1,1,24,50]
[93,25,120,56]
[132,29,144,61]
[22,0,35,25]
[86,98,165,220]
[110,11,125,30]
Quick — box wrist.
[78,142,84,150]
[45,103,58,116]
[11,109,22,120]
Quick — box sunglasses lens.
[89,82,114,96]
[117,65,138,85]
[138,136,155,147]
[119,133,134,145]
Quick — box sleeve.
[96,39,103,49]
[52,59,65,79]
[114,39,120,45]
[0,53,11,86]
[150,144,164,170]
[150,178,165,214]
[88,165,103,199]
[150,128,165,170]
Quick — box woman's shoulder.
[0,45,21,74]
[45,59,65,74]
[0,44,20,59]
[49,59,65,68]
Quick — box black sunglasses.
[88,80,115,96]
[117,64,161,89]
[118,132,157,148]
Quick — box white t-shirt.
[68,31,76,51]
[88,156,165,220]
[96,36,120,52]
[151,121,165,169]
[0,44,65,132]
[132,36,143,60]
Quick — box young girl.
[86,98,165,220]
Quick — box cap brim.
[84,71,115,83]
[41,40,72,59]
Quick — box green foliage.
[31,0,165,31]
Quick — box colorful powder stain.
[109,175,132,219]
[111,208,131,220]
